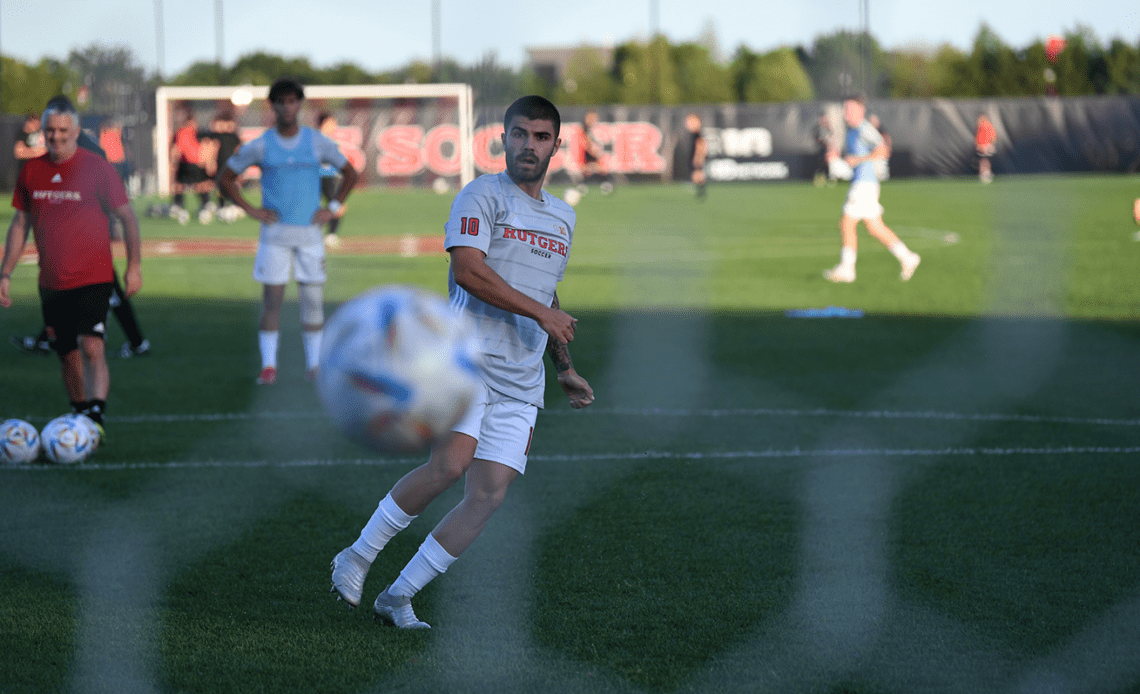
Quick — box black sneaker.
[119,339,151,358]
[10,335,51,356]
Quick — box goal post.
[155,83,475,197]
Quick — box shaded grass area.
[160,495,433,694]
[533,460,798,690]
[0,565,76,694]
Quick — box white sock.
[302,329,322,371]
[888,241,911,260]
[389,533,456,598]
[352,493,415,562]
[840,246,857,267]
[258,330,279,369]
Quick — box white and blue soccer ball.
[0,419,41,465]
[41,414,99,464]
[317,285,483,453]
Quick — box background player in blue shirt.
[824,94,920,284]
[219,78,359,385]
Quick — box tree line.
[2,23,1138,117]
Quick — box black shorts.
[39,283,113,355]
[176,161,209,185]
[321,174,342,201]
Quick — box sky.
[1,0,1138,78]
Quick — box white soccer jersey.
[445,171,576,407]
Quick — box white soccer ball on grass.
[316,285,483,453]
[41,414,99,464]
[0,419,41,465]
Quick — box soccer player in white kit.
[218,78,359,384]
[330,96,595,629]
[824,94,920,284]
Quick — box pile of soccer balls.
[316,284,483,453]
[0,415,101,465]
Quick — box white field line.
[74,406,1140,427]
[4,445,1139,473]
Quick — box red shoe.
[256,366,277,385]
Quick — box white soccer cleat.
[329,547,371,608]
[824,264,855,283]
[374,586,430,629]
[900,252,921,281]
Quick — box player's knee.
[299,283,324,325]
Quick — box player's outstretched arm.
[450,246,578,345]
[114,202,143,296]
[0,211,30,308]
[547,292,594,409]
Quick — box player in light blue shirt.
[824,94,920,283]
[330,96,594,630]
[219,78,358,385]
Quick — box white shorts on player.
[452,380,538,475]
[253,222,326,284]
[842,181,885,220]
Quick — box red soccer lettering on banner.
[376,125,426,176]
[612,123,665,173]
[424,125,461,176]
[550,123,583,173]
[330,126,366,173]
[474,125,505,172]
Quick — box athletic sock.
[888,241,911,260]
[389,533,456,599]
[173,193,184,208]
[258,330,279,370]
[302,330,322,371]
[70,400,88,415]
[841,246,857,267]
[352,493,416,562]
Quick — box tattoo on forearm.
[547,292,572,372]
[547,338,572,373]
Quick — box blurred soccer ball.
[41,414,99,464]
[0,419,41,465]
[317,285,483,453]
[563,188,582,206]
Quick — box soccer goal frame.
[154,83,475,197]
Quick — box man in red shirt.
[975,114,997,184]
[0,97,143,432]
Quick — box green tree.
[802,31,889,99]
[65,43,154,115]
[1104,39,1140,94]
[731,46,813,102]
[1,55,75,114]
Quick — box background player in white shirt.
[824,94,920,284]
[330,96,594,629]
[219,78,358,385]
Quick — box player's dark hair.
[42,95,79,129]
[269,77,305,104]
[842,92,866,106]
[317,111,333,127]
[504,95,560,137]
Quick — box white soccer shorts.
[253,242,326,285]
[452,380,538,474]
[843,181,885,221]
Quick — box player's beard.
[506,149,552,184]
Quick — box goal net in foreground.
[154,84,475,197]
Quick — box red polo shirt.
[12,148,128,290]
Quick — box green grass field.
[2,176,1139,693]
